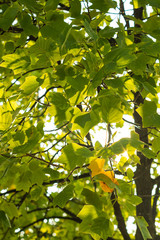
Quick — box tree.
[0,0,160,239]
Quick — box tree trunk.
[132,6,156,239]
[134,92,155,239]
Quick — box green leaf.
[116,48,136,67]
[13,131,25,144]
[45,0,59,11]
[51,92,69,110]
[18,12,38,37]
[29,37,56,56]
[135,216,152,240]
[91,217,112,239]
[78,205,98,220]
[83,19,98,41]
[20,76,39,95]
[128,53,149,75]
[90,0,117,12]
[107,135,143,155]
[129,195,142,206]
[0,211,11,229]
[142,16,160,40]
[70,0,81,18]
[127,168,134,180]
[31,186,42,200]
[3,203,19,218]
[0,3,20,30]
[142,82,157,96]
[59,143,86,169]
[82,188,102,210]
[40,13,69,42]
[0,107,12,131]
[141,148,156,159]
[29,159,39,171]
[75,147,94,158]
[31,168,46,185]
[77,205,102,240]
[29,160,46,186]
[147,0,160,8]
[61,26,72,53]
[72,110,100,137]
[16,170,32,192]
[43,168,60,180]
[137,100,160,128]
[13,132,42,154]
[67,75,89,91]
[0,54,31,74]
[53,184,74,208]
[18,0,42,12]
[152,137,160,153]
[100,95,123,123]
[108,138,130,154]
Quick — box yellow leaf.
[88,159,119,193]
[99,171,119,193]
[100,181,113,193]
[88,158,105,177]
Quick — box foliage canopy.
[0,0,160,239]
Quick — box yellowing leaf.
[88,158,105,177]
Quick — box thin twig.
[26,153,63,168]
[16,215,81,233]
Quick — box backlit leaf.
[72,110,100,137]
[137,100,160,128]
[20,76,39,95]
[0,107,12,131]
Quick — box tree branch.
[120,0,130,34]
[26,153,63,168]
[58,206,82,223]
[6,67,52,91]
[0,172,90,197]
[152,175,160,185]
[0,26,23,33]
[0,189,17,196]
[43,172,90,186]
[58,3,70,11]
